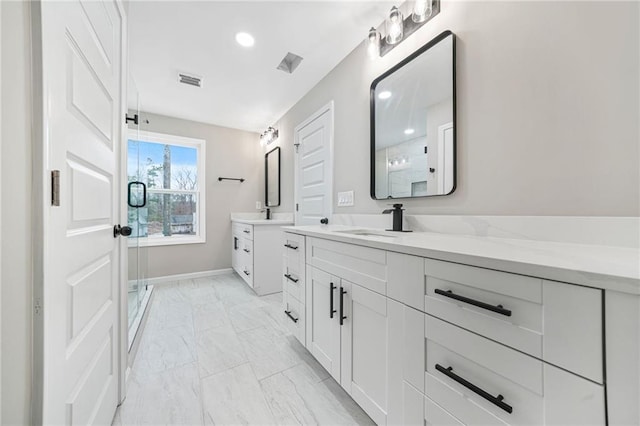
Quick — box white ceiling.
[128,1,395,133]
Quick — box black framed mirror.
[370,30,456,200]
[265,146,281,207]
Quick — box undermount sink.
[334,229,398,239]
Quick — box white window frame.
[127,129,206,247]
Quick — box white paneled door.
[295,102,333,225]
[38,0,124,424]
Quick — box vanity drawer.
[238,254,253,287]
[403,381,463,426]
[284,291,305,345]
[240,237,253,256]
[424,259,602,382]
[283,257,304,302]
[234,223,253,240]
[283,232,305,262]
[425,315,605,426]
[306,237,387,295]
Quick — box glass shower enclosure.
[127,76,152,350]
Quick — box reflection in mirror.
[265,147,281,207]
[371,31,455,199]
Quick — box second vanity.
[231,214,293,295]
[281,224,640,426]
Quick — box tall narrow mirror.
[371,30,456,199]
[265,146,281,207]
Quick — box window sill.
[127,236,206,248]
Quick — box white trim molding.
[145,268,234,286]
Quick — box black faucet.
[382,203,409,232]
[261,207,271,220]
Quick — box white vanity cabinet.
[303,237,395,425]
[283,227,636,426]
[283,232,306,344]
[231,220,291,295]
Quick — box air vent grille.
[178,73,202,87]
[277,52,304,74]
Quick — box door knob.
[320,217,329,224]
[113,225,133,238]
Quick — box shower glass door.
[127,76,150,348]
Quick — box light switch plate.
[337,190,354,207]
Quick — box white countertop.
[282,225,640,295]
[233,218,294,225]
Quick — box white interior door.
[39,1,124,424]
[437,122,454,194]
[295,102,333,226]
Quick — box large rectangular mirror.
[370,30,456,199]
[265,146,280,207]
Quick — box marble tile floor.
[113,273,374,426]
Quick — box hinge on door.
[294,143,300,153]
[51,170,60,206]
[34,298,42,316]
[296,203,299,211]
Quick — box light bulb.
[367,27,380,60]
[412,0,432,23]
[386,6,404,45]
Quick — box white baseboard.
[145,268,234,286]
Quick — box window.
[128,130,206,246]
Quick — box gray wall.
[273,1,640,217]
[129,112,262,279]
[1,1,33,424]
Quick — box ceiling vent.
[178,73,202,88]
[277,52,304,74]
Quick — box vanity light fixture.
[404,128,415,135]
[386,6,404,45]
[378,91,392,100]
[260,126,278,146]
[367,27,381,60]
[412,0,433,23]
[235,32,255,48]
[367,0,440,58]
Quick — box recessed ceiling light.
[235,32,255,48]
[378,91,392,100]
[404,128,415,135]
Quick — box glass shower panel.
[127,75,150,347]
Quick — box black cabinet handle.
[330,282,337,318]
[234,237,238,250]
[284,273,298,283]
[339,287,347,325]
[243,270,250,276]
[434,289,512,317]
[243,230,250,234]
[284,310,299,323]
[284,243,299,250]
[435,364,513,414]
[243,248,250,253]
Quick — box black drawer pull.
[243,248,250,253]
[284,310,299,323]
[243,270,250,276]
[434,289,512,317]
[330,282,337,318]
[284,243,299,250]
[284,273,299,283]
[243,229,250,234]
[339,287,347,325]
[435,364,513,414]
